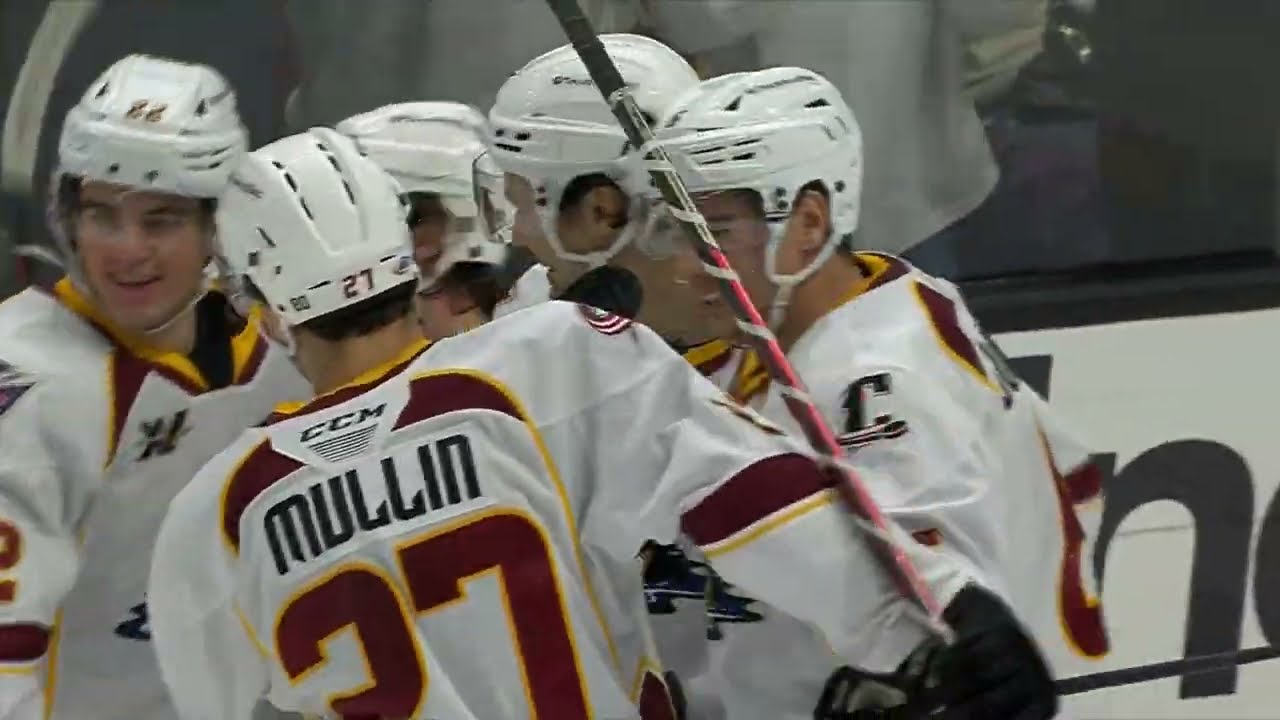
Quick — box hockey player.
[413,236,510,338]
[651,67,1106,717]
[488,36,746,712]
[0,55,310,720]
[337,101,519,339]
[488,34,720,351]
[148,127,1058,720]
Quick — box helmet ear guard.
[337,101,489,199]
[651,66,864,327]
[487,34,700,267]
[339,102,511,296]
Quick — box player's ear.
[790,189,830,260]
[586,184,629,236]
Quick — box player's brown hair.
[435,262,504,319]
[57,176,217,236]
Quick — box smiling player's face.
[74,181,210,334]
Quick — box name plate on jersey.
[260,429,491,576]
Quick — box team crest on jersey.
[576,304,633,335]
[114,599,151,641]
[839,372,909,448]
[136,409,192,460]
[0,360,33,418]
[642,542,763,639]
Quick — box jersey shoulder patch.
[575,304,634,335]
[0,360,35,418]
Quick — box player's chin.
[699,305,738,342]
[111,293,194,335]
[706,317,739,344]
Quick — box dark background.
[3,0,1280,313]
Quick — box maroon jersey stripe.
[913,281,989,386]
[220,440,305,552]
[396,372,525,430]
[106,351,153,465]
[0,624,50,663]
[681,453,832,547]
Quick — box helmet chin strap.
[536,191,657,271]
[67,250,211,339]
[538,213,624,270]
[254,312,298,359]
[140,249,220,337]
[762,220,840,332]
[139,287,207,336]
[275,322,299,358]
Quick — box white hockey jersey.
[704,253,1106,719]
[491,262,551,320]
[148,301,980,720]
[641,339,745,720]
[0,281,311,720]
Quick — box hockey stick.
[542,0,949,638]
[1,0,99,194]
[1055,644,1280,696]
[1,0,101,292]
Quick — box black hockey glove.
[815,584,1057,719]
[928,584,1057,718]
[813,640,937,719]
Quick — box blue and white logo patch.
[0,361,34,418]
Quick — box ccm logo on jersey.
[576,304,634,335]
[839,372,909,448]
[643,542,764,639]
[300,402,387,442]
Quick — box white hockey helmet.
[56,54,246,197]
[49,53,248,325]
[337,101,511,292]
[215,127,416,335]
[653,67,863,326]
[417,226,510,293]
[488,34,699,266]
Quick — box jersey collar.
[269,338,432,420]
[54,277,266,391]
[728,252,911,405]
